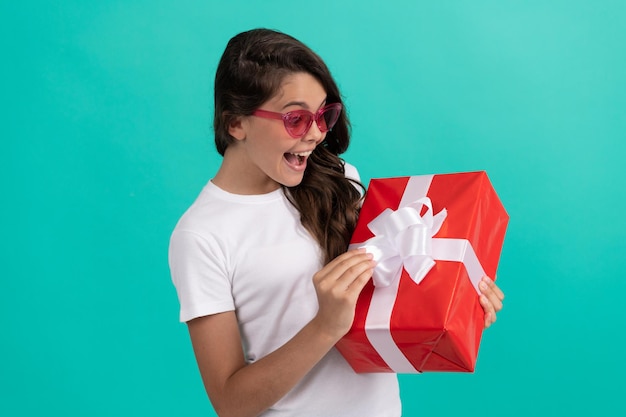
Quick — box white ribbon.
[350,175,487,373]
[355,197,447,287]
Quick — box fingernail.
[479,281,487,290]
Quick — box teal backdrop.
[2,1,625,415]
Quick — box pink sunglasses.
[252,103,342,139]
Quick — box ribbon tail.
[365,272,421,373]
[403,256,436,285]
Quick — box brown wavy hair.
[213,28,363,264]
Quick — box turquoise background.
[2,1,625,415]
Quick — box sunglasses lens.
[284,112,313,137]
[319,106,341,133]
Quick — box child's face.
[232,72,328,193]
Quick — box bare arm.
[188,249,375,417]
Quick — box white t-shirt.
[169,165,401,417]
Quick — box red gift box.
[335,171,509,373]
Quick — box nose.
[302,119,324,143]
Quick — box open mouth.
[284,151,312,167]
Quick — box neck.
[212,147,281,195]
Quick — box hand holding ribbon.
[351,197,447,287]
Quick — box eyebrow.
[281,98,328,111]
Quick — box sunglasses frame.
[252,103,343,139]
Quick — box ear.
[227,115,247,141]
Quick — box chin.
[279,174,305,188]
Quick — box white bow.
[354,197,447,287]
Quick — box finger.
[314,254,374,298]
[345,261,376,293]
[320,250,374,282]
[484,312,493,329]
[323,248,369,271]
[479,294,496,328]
[335,258,376,289]
[479,278,503,312]
[483,276,504,301]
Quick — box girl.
[169,28,504,417]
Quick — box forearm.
[204,318,339,417]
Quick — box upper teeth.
[292,151,312,157]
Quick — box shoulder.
[170,181,241,249]
[173,190,224,235]
[343,161,360,182]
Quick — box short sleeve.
[168,230,235,322]
[343,161,361,183]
